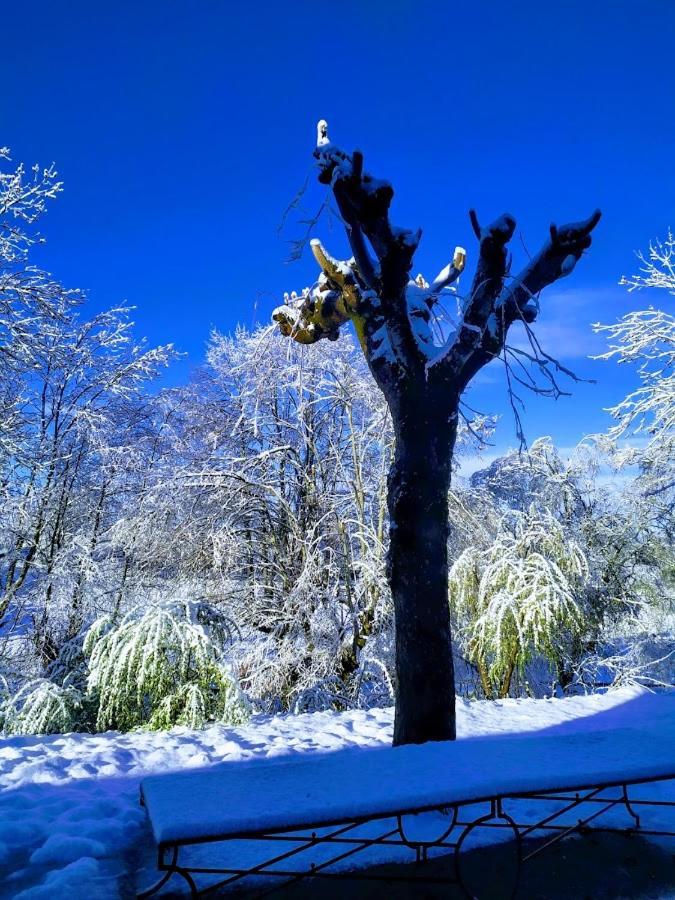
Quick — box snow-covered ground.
[1,686,674,898]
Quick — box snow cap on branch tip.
[453,247,467,272]
[317,119,329,147]
[310,238,352,287]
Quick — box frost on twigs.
[0,149,63,263]
[595,231,675,496]
[85,598,249,731]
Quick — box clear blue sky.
[3,0,674,454]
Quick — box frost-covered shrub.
[352,657,395,709]
[595,231,675,497]
[85,599,249,731]
[465,436,674,691]
[1,678,83,735]
[573,633,675,692]
[449,508,589,698]
[291,658,395,714]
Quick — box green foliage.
[85,600,249,731]
[449,508,589,698]
[1,678,83,736]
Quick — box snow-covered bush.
[468,436,674,690]
[1,678,83,735]
[84,599,249,731]
[449,508,589,698]
[573,634,675,692]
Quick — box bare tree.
[0,149,174,665]
[595,231,675,497]
[273,121,601,745]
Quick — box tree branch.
[499,209,601,323]
[464,210,516,328]
[427,246,467,301]
[446,209,601,389]
[434,211,515,375]
[314,127,423,372]
[272,239,363,346]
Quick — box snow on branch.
[275,122,474,373]
[272,238,370,347]
[436,211,516,377]
[436,208,601,397]
[498,209,601,323]
[313,121,424,369]
[428,246,467,297]
[273,122,600,428]
[594,232,675,496]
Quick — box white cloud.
[508,286,621,360]
[456,450,503,479]
[462,288,626,391]
[457,433,642,490]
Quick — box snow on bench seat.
[141,692,675,847]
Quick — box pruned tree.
[273,121,600,745]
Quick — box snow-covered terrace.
[1,686,674,897]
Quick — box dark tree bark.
[387,388,458,743]
[273,122,600,745]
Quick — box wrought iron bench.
[138,704,675,898]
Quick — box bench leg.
[136,845,197,899]
[622,784,641,830]
[173,864,198,897]
[454,798,522,900]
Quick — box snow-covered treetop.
[273,121,601,403]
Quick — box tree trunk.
[387,391,457,745]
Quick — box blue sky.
[3,0,674,455]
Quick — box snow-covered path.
[1,686,673,898]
